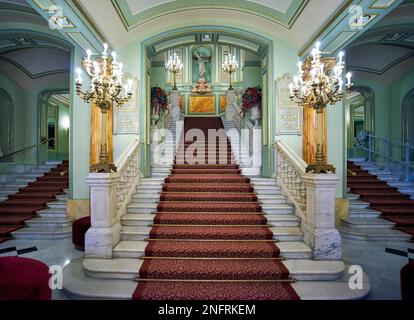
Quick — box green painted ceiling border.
[111,0,309,31]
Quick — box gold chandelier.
[289,41,352,173]
[222,54,239,90]
[75,43,133,173]
[165,53,183,90]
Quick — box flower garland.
[151,86,169,115]
[241,86,262,116]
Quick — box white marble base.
[85,223,121,259]
[303,224,342,260]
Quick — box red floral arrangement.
[151,86,169,115]
[241,86,262,115]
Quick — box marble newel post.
[302,173,342,260]
[85,173,121,258]
[170,90,180,121]
[225,89,236,121]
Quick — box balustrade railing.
[114,139,142,219]
[274,140,307,219]
[352,132,414,182]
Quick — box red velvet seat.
[0,257,51,300]
[72,216,91,251]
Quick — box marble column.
[225,89,236,121]
[302,173,342,260]
[170,89,181,121]
[85,172,121,259]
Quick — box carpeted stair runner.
[348,161,414,237]
[0,161,69,243]
[133,117,299,300]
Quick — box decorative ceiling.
[0,1,71,79]
[346,1,414,75]
[112,0,309,30]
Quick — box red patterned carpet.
[348,161,414,237]
[0,161,69,243]
[133,117,299,300]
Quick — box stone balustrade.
[85,139,141,259]
[275,141,342,260]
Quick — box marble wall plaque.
[275,74,302,135]
[113,78,139,135]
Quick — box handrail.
[352,132,413,182]
[365,133,414,150]
[0,138,55,161]
[274,140,307,219]
[115,138,142,219]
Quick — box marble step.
[347,193,359,201]
[0,184,26,191]
[136,187,162,194]
[262,204,294,215]
[37,208,67,218]
[25,216,73,228]
[339,226,412,241]
[349,200,370,210]
[113,240,313,259]
[120,226,303,242]
[253,186,282,195]
[348,208,381,219]
[47,200,67,209]
[250,179,277,186]
[132,193,160,200]
[11,226,72,239]
[83,258,344,281]
[127,203,158,214]
[340,217,395,229]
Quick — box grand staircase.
[65,117,370,300]
[0,161,71,242]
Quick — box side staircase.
[0,161,71,242]
[339,160,414,241]
[65,118,369,300]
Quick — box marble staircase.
[349,158,414,199]
[64,119,370,300]
[0,161,72,239]
[339,158,413,241]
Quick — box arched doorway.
[347,86,375,159]
[141,26,272,177]
[0,88,13,162]
[38,90,70,163]
[402,88,414,160]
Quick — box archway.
[38,90,70,164]
[0,88,14,162]
[141,26,273,177]
[347,86,375,159]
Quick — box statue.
[192,47,212,94]
[193,51,209,80]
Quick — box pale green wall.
[150,67,166,88]
[69,49,91,200]
[243,66,261,88]
[0,74,25,172]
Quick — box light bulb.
[338,51,344,64]
[346,72,352,85]
[86,49,92,60]
[103,43,108,56]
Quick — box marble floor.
[0,237,412,300]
